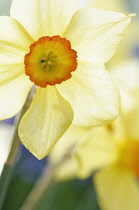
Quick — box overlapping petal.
[94,167,139,210]
[64,8,133,64]
[49,125,93,180]
[0,16,33,119]
[0,16,33,52]
[18,86,73,159]
[10,0,88,40]
[0,64,32,119]
[57,63,120,126]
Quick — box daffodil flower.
[50,60,139,210]
[0,0,133,159]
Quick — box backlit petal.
[57,63,120,126]
[10,0,87,40]
[18,86,73,159]
[94,167,139,210]
[64,8,133,64]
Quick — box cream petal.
[0,63,33,119]
[18,86,73,159]
[57,63,120,126]
[64,8,133,64]
[10,0,87,40]
[0,17,33,119]
[94,167,139,210]
[0,16,33,52]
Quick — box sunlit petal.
[64,8,133,64]
[57,62,120,126]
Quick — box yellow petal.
[75,126,118,179]
[18,86,73,159]
[0,16,33,68]
[49,125,87,164]
[49,125,89,180]
[52,159,79,181]
[10,0,86,40]
[94,167,139,210]
[0,16,33,52]
[0,17,33,119]
[57,63,120,126]
[110,60,139,139]
[64,8,134,64]
[0,63,32,120]
[93,0,126,11]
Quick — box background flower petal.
[75,126,118,179]
[18,86,73,159]
[94,167,139,210]
[57,63,120,126]
[64,8,133,64]
[110,59,139,140]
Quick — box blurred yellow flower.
[93,59,139,210]
[0,0,134,159]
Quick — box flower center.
[24,36,78,87]
[120,140,139,176]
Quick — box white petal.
[94,167,139,210]
[64,8,133,64]
[0,124,14,175]
[0,16,33,52]
[18,86,73,159]
[0,63,32,119]
[10,0,87,40]
[57,63,120,126]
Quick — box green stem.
[0,91,33,209]
[20,164,55,210]
[20,149,73,210]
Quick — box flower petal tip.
[128,13,136,18]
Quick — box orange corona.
[24,36,78,87]
[120,140,139,176]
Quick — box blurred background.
[0,0,139,210]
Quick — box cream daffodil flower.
[0,0,134,159]
[50,59,139,210]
